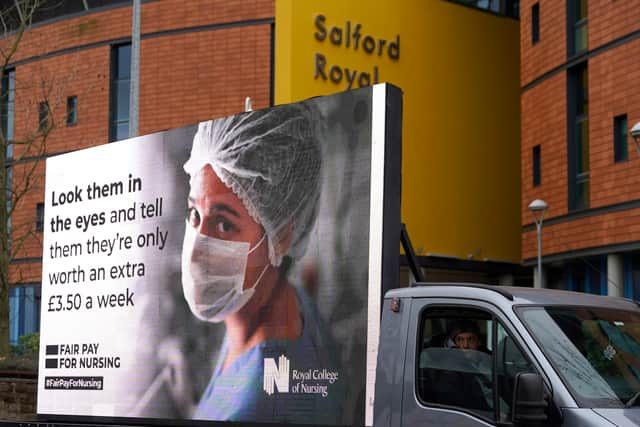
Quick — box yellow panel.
[275,0,521,262]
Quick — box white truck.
[374,283,640,427]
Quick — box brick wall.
[0,377,37,421]
[520,0,566,87]
[522,207,640,260]
[589,0,640,49]
[7,0,274,284]
[589,39,640,208]
[521,73,567,225]
[9,0,274,64]
[520,0,640,261]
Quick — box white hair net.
[184,104,322,266]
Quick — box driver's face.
[455,332,479,350]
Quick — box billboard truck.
[34,84,640,427]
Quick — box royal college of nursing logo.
[263,354,340,397]
[263,355,290,395]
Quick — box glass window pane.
[630,253,640,300]
[6,166,12,211]
[67,96,77,126]
[110,44,131,142]
[39,101,49,131]
[533,145,541,187]
[9,285,41,346]
[576,119,589,174]
[577,67,588,115]
[417,308,495,421]
[576,0,587,21]
[531,3,540,44]
[116,122,129,141]
[575,179,589,210]
[116,80,130,121]
[575,24,587,53]
[23,286,40,334]
[6,70,14,140]
[36,203,45,232]
[9,287,20,345]
[614,115,628,163]
[117,44,131,78]
[519,306,640,408]
[1,69,15,142]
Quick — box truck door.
[401,298,544,426]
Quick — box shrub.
[11,333,39,357]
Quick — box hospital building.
[4,0,639,348]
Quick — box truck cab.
[374,284,640,426]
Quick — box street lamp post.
[528,199,549,288]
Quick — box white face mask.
[181,222,268,322]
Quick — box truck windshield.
[518,306,640,408]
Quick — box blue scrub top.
[193,286,344,424]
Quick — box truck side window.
[417,308,494,421]
[417,307,535,423]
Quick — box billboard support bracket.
[400,223,424,284]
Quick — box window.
[9,284,41,345]
[533,145,541,186]
[569,0,587,55]
[625,253,640,300]
[446,0,520,18]
[565,256,606,295]
[66,95,77,126]
[1,69,14,251]
[614,114,628,163]
[417,307,535,423]
[531,3,540,44]
[519,306,640,407]
[35,203,45,232]
[1,68,15,146]
[39,101,50,131]
[109,43,131,142]
[568,64,589,211]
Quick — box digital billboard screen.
[37,84,401,426]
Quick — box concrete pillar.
[607,253,624,297]
[533,266,545,288]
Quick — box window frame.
[567,63,589,211]
[414,303,541,423]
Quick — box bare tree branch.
[0,0,62,357]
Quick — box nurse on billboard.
[181,104,343,423]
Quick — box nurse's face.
[186,165,269,286]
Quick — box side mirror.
[512,372,548,425]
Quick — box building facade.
[276,0,523,286]
[5,0,523,345]
[5,0,274,344]
[521,1,640,296]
